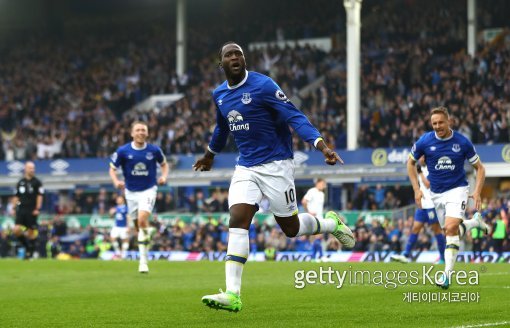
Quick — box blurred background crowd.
[1,0,509,160]
[0,0,509,258]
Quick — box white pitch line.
[450,321,510,328]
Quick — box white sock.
[121,241,129,258]
[225,228,249,295]
[444,235,460,278]
[112,241,120,255]
[296,213,337,237]
[138,229,149,265]
[462,218,479,230]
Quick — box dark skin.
[193,42,344,237]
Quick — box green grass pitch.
[0,260,509,327]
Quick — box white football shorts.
[110,226,129,240]
[228,159,298,217]
[430,186,469,227]
[125,185,157,217]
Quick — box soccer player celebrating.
[408,107,490,289]
[109,121,168,273]
[391,156,446,264]
[12,161,44,259]
[194,42,354,311]
[109,195,130,259]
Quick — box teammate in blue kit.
[109,195,130,259]
[391,156,445,264]
[408,107,489,289]
[194,42,354,311]
[109,121,168,273]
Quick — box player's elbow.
[474,162,486,175]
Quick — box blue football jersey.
[410,131,479,193]
[110,142,166,191]
[208,71,322,167]
[114,204,128,228]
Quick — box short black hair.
[218,41,238,60]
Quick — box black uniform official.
[13,162,44,259]
[15,176,43,229]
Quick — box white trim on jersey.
[207,145,218,155]
[227,70,249,90]
[434,129,454,141]
[131,142,147,150]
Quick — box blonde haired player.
[109,121,168,273]
[408,107,489,288]
[391,156,445,264]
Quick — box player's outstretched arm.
[469,160,485,211]
[193,148,215,172]
[315,139,343,165]
[158,162,169,185]
[109,166,125,190]
[407,157,423,208]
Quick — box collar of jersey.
[227,70,249,90]
[131,142,147,150]
[434,129,454,141]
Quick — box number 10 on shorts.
[284,188,295,204]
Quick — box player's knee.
[280,225,298,238]
[411,223,422,234]
[228,215,250,229]
[228,204,256,229]
[444,221,459,236]
[431,224,443,235]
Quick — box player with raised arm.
[391,156,446,264]
[109,195,130,259]
[194,42,354,312]
[109,121,168,273]
[408,107,489,289]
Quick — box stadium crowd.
[0,0,509,260]
[1,1,509,159]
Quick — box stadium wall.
[99,251,510,264]
[0,144,508,189]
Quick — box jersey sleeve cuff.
[409,153,417,161]
[207,146,219,155]
[109,163,118,170]
[313,137,324,148]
